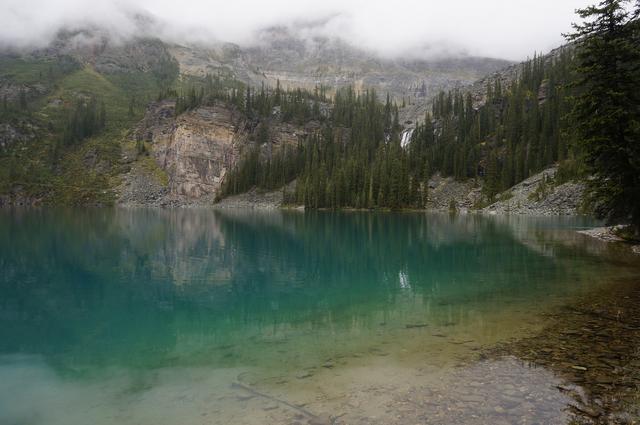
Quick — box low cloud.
[1,0,594,60]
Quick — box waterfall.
[400,128,414,149]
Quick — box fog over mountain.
[2,0,592,60]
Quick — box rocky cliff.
[30,30,179,78]
[467,46,573,109]
[154,104,247,199]
[118,101,320,206]
[168,28,511,124]
[42,24,499,129]
[20,26,510,119]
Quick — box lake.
[1,209,638,424]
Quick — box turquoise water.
[0,209,638,424]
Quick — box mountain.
[0,26,512,207]
[169,26,511,122]
[19,25,511,116]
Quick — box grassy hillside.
[0,53,176,205]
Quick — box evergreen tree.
[567,0,640,230]
[99,101,106,130]
[18,89,27,110]
[61,97,106,146]
[412,48,574,201]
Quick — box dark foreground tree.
[567,0,640,232]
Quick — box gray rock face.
[93,38,175,75]
[27,26,511,116]
[12,27,511,127]
[32,30,177,76]
[121,102,318,206]
[160,106,246,199]
[0,80,48,103]
[129,102,247,203]
[167,27,512,123]
[0,121,38,151]
[468,46,572,110]
[484,166,586,216]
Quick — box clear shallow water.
[0,209,638,424]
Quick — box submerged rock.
[296,370,314,379]
[486,279,640,423]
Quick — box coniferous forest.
[215,0,640,230]
[415,49,576,202]
[219,49,580,209]
[220,49,564,208]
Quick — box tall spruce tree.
[567,0,640,231]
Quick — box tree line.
[60,97,106,146]
[223,87,426,209]
[222,52,577,209]
[164,74,329,125]
[415,48,577,202]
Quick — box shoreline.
[230,272,640,424]
[5,201,639,254]
[487,277,640,423]
[578,225,640,254]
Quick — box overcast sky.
[1,0,595,60]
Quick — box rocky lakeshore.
[487,278,640,424]
[579,226,640,255]
[214,187,285,210]
[483,167,586,216]
[212,277,640,425]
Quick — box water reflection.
[1,209,639,424]
[0,209,633,371]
